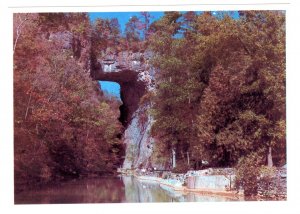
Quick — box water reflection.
[123,176,175,202]
[15,176,242,204]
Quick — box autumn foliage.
[14,13,123,191]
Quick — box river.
[15,176,243,204]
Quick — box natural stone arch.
[91,51,153,127]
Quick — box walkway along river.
[15,176,243,204]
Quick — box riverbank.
[134,174,243,199]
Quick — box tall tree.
[92,17,121,54]
[125,16,141,42]
[149,12,203,170]
[139,12,152,40]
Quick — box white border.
[1,0,300,214]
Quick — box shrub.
[235,153,262,196]
[259,166,277,196]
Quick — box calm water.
[15,176,242,204]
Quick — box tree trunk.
[172,148,176,168]
[267,146,273,167]
[24,91,32,120]
[187,152,190,166]
[13,14,29,54]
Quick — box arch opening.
[99,81,121,100]
[99,79,146,129]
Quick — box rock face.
[48,30,91,70]
[91,51,158,169]
[122,104,155,169]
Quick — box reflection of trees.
[122,176,140,202]
[80,178,126,203]
[15,178,126,204]
[122,176,174,202]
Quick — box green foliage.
[235,154,278,197]
[148,11,285,169]
[196,11,285,167]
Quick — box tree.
[125,16,141,42]
[92,17,121,54]
[139,12,152,40]
[149,12,203,169]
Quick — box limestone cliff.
[122,104,155,169]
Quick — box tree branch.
[13,13,29,54]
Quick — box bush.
[235,153,262,196]
[259,166,277,196]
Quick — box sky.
[89,12,164,99]
[89,12,164,34]
[98,81,121,99]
